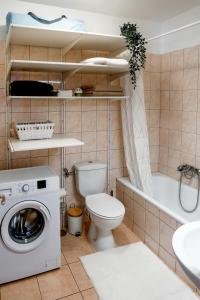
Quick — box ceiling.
[21,0,200,21]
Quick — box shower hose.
[178,165,200,213]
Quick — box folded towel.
[81,57,128,66]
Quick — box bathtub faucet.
[177,164,199,177]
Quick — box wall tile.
[170,49,183,71]
[184,46,199,69]
[182,90,198,112]
[159,221,175,256]
[145,211,159,242]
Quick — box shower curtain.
[121,71,153,196]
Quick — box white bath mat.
[81,242,198,300]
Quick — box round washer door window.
[1,201,51,253]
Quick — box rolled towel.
[81,57,128,66]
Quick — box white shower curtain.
[121,71,153,196]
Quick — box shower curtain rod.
[147,19,200,42]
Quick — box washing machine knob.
[22,184,29,192]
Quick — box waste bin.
[67,206,83,236]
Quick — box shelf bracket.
[109,71,129,83]
[63,66,84,79]
[109,46,127,58]
[62,35,82,56]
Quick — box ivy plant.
[120,23,147,89]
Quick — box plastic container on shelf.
[67,206,83,236]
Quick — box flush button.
[22,184,29,192]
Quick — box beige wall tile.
[134,202,145,230]
[30,46,48,61]
[183,68,198,90]
[161,53,171,72]
[82,111,96,132]
[169,91,182,111]
[150,72,160,90]
[145,211,159,242]
[159,246,176,271]
[170,71,183,91]
[159,128,169,146]
[170,49,183,71]
[181,132,196,154]
[66,112,82,133]
[168,130,181,150]
[151,54,161,72]
[97,111,108,131]
[168,111,182,131]
[145,234,159,254]
[160,110,169,129]
[159,146,168,165]
[11,45,29,60]
[159,221,175,256]
[161,72,170,91]
[110,110,121,130]
[184,46,199,69]
[150,91,160,109]
[149,128,159,146]
[82,132,96,152]
[149,110,160,128]
[168,149,181,168]
[159,211,177,229]
[183,90,198,111]
[182,111,196,133]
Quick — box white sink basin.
[172,221,200,288]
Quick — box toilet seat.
[86,193,125,219]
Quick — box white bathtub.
[117,173,200,224]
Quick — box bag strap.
[28,12,67,24]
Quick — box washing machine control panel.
[17,180,47,194]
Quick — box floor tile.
[113,223,140,246]
[69,262,93,291]
[37,266,78,300]
[61,251,67,265]
[62,232,94,264]
[1,277,41,300]
[81,288,99,300]
[60,293,83,300]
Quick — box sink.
[172,221,200,288]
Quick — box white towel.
[81,57,128,66]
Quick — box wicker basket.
[15,121,55,141]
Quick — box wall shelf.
[6,24,126,52]
[8,59,129,78]
[8,135,84,152]
[9,96,127,100]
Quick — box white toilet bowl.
[86,193,125,251]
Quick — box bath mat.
[81,242,198,300]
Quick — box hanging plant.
[120,23,147,89]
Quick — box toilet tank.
[74,161,107,197]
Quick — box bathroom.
[1,0,200,299]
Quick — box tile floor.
[0,223,140,300]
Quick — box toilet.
[74,161,125,251]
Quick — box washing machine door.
[1,200,51,253]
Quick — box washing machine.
[0,166,61,284]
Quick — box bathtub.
[116,173,199,289]
[117,173,200,225]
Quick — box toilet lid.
[86,193,125,219]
